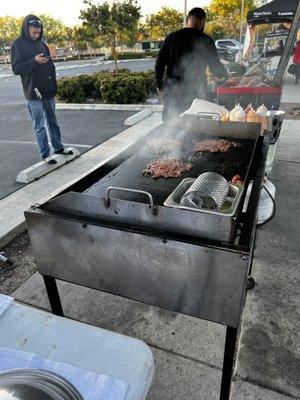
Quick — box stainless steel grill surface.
[84,124,256,206]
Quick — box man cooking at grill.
[155,7,228,121]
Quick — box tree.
[145,7,183,40]
[205,0,255,39]
[136,22,150,42]
[39,14,69,47]
[0,16,22,53]
[80,0,141,70]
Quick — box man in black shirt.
[11,15,72,164]
[155,7,228,121]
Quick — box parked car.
[216,39,242,53]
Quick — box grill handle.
[195,112,221,121]
[105,186,158,215]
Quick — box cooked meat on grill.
[148,140,181,154]
[143,159,192,179]
[194,139,241,154]
[231,174,244,185]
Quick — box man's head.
[187,8,206,31]
[27,17,42,41]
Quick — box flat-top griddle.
[85,122,257,206]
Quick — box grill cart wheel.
[246,276,256,290]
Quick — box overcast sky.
[0,0,210,26]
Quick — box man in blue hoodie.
[11,15,72,164]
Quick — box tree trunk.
[111,44,118,72]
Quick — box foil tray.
[164,178,243,217]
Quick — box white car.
[215,39,243,53]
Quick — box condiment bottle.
[235,108,246,122]
[245,103,253,115]
[236,103,244,113]
[246,107,259,123]
[221,112,230,122]
[229,105,238,121]
[256,104,268,132]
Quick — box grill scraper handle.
[105,186,158,215]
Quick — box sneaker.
[54,148,73,156]
[43,156,57,165]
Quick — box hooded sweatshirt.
[11,15,57,100]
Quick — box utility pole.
[183,0,188,27]
[238,0,245,62]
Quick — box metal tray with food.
[164,178,244,217]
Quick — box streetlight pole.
[238,0,245,62]
[183,0,188,27]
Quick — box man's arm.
[11,42,39,76]
[43,42,56,73]
[155,34,172,90]
[205,37,228,78]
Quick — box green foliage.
[39,14,69,47]
[134,71,156,93]
[0,16,22,49]
[100,75,147,104]
[205,0,255,39]
[80,0,141,69]
[107,52,157,60]
[71,25,99,52]
[56,77,86,103]
[108,52,144,60]
[57,70,155,104]
[76,74,97,97]
[141,7,183,41]
[0,15,69,49]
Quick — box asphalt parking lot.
[0,108,134,200]
[0,57,155,200]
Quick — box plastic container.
[229,105,238,121]
[257,179,276,224]
[265,142,278,176]
[256,104,268,133]
[245,103,253,115]
[246,108,259,123]
[235,108,246,122]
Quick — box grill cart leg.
[220,326,238,400]
[43,275,64,317]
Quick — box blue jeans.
[27,98,64,158]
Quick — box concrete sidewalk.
[281,75,300,104]
[231,120,300,400]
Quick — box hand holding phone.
[35,53,49,64]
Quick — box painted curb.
[56,103,163,112]
[124,109,152,126]
[16,148,80,183]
